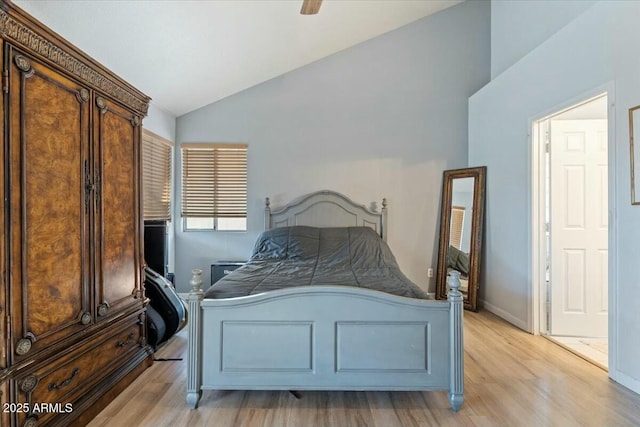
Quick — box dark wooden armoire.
[0,2,153,426]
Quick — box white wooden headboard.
[264,190,388,241]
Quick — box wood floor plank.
[87,310,640,427]
[366,391,404,427]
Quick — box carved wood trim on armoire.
[0,1,153,426]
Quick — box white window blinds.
[181,143,247,219]
[142,130,173,221]
[450,206,465,250]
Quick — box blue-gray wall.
[470,0,640,393]
[143,103,177,274]
[145,103,176,142]
[174,0,490,293]
[491,0,597,78]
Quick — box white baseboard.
[481,299,530,332]
[610,369,640,395]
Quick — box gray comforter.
[204,226,429,299]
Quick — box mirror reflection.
[435,167,486,311]
[447,177,474,297]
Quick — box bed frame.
[186,190,464,411]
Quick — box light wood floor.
[88,310,640,427]
[546,335,608,370]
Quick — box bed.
[186,190,464,411]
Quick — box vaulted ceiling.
[14,0,463,117]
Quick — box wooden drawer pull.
[48,368,79,391]
[116,333,135,348]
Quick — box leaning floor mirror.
[435,166,486,311]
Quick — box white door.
[550,119,608,337]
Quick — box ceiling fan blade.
[301,0,322,15]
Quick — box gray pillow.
[447,245,459,268]
[455,251,469,276]
[447,245,469,276]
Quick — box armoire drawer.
[12,319,142,425]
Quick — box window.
[142,129,173,221]
[449,206,465,250]
[181,143,247,231]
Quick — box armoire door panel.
[0,380,7,427]
[94,96,142,318]
[7,49,91,362]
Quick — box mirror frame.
[435,166,486,311]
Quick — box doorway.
[532,94,609,370]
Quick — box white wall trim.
[606,83,619,383]
[482,300,530,332]
[529,117,546,336]
[527,82,618,380]
[610,369,640,395]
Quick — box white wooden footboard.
[187,273,464,412]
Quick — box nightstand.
[210,261,244,286]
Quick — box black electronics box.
[211,261,244,286]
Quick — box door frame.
[529,83,616,371]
